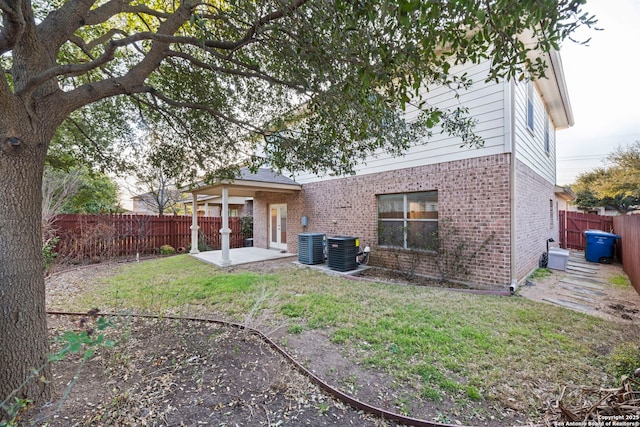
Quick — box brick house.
[189,51,573,292]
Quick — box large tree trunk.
[0,124,52,410]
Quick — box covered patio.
[187,168,301,266]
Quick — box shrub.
[608,342,640,380]
[241,216,253,239]
[159,245,176,255]
[43,236,60,272]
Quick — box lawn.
[52,255,640,423]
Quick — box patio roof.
[187,167,300,266]
[191,167,301,197]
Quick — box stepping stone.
[572,276,608,285]
[567,265,598,275]
[560,278,605,291]
[543,297,595,313]
[556,291,595,303]
[567,259,599,269]
[558,283,605,297]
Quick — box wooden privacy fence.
[613,214,640,295]
[559,210,614,250]
[52,214,244,261]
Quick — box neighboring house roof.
[554,185,577,201]
[131,191,154,201]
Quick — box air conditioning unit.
[327,236,357,272]
[298,233,326,265]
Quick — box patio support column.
[190,192,200,254]
[220,185,231,266]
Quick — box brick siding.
[515,160,557,280]
[255,154,512,290]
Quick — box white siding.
[512,80,557,184]
[293,61,508,184]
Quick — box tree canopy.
[0,0,596,413]
[3,0,596,179]
[572,141,640,214]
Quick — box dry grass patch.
[47,256,640,424]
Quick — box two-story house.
[188,49,573,292]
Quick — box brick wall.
[515,160,557,280]
[254,154,513,290]
[253,191,304,251]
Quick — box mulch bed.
[28,315,403,427]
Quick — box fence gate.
[559,210,614,250]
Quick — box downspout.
[508,80,518,294]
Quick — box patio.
[191,247,296,267]
[191,247,371,277]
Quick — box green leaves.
[49,315,116,363]
[573,141,640,214]
[18,0,598,179]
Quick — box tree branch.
[0,0,26,54]
[37,0,95,54]
[144,86,265,134]
[70,28,129,53]
[15,38,121,96]
[84,0,171,26]
[56,0,198,115]
[44,0,313,120]
[166,50,308,92]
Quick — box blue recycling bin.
[584,230,620,263]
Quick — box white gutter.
[547,50,575,128]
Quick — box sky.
[555,0,640,185]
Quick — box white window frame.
[544,112,550,155]
[527,81,535,134]
[377,191,438,250]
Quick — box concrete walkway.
[191,247,296,267]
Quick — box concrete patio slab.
[293,261,371,276]
[191,247,296,267]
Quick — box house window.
[549,199,554,229]
[378,191,438,250]
[544,113,550,154]
[527,81,535,133]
